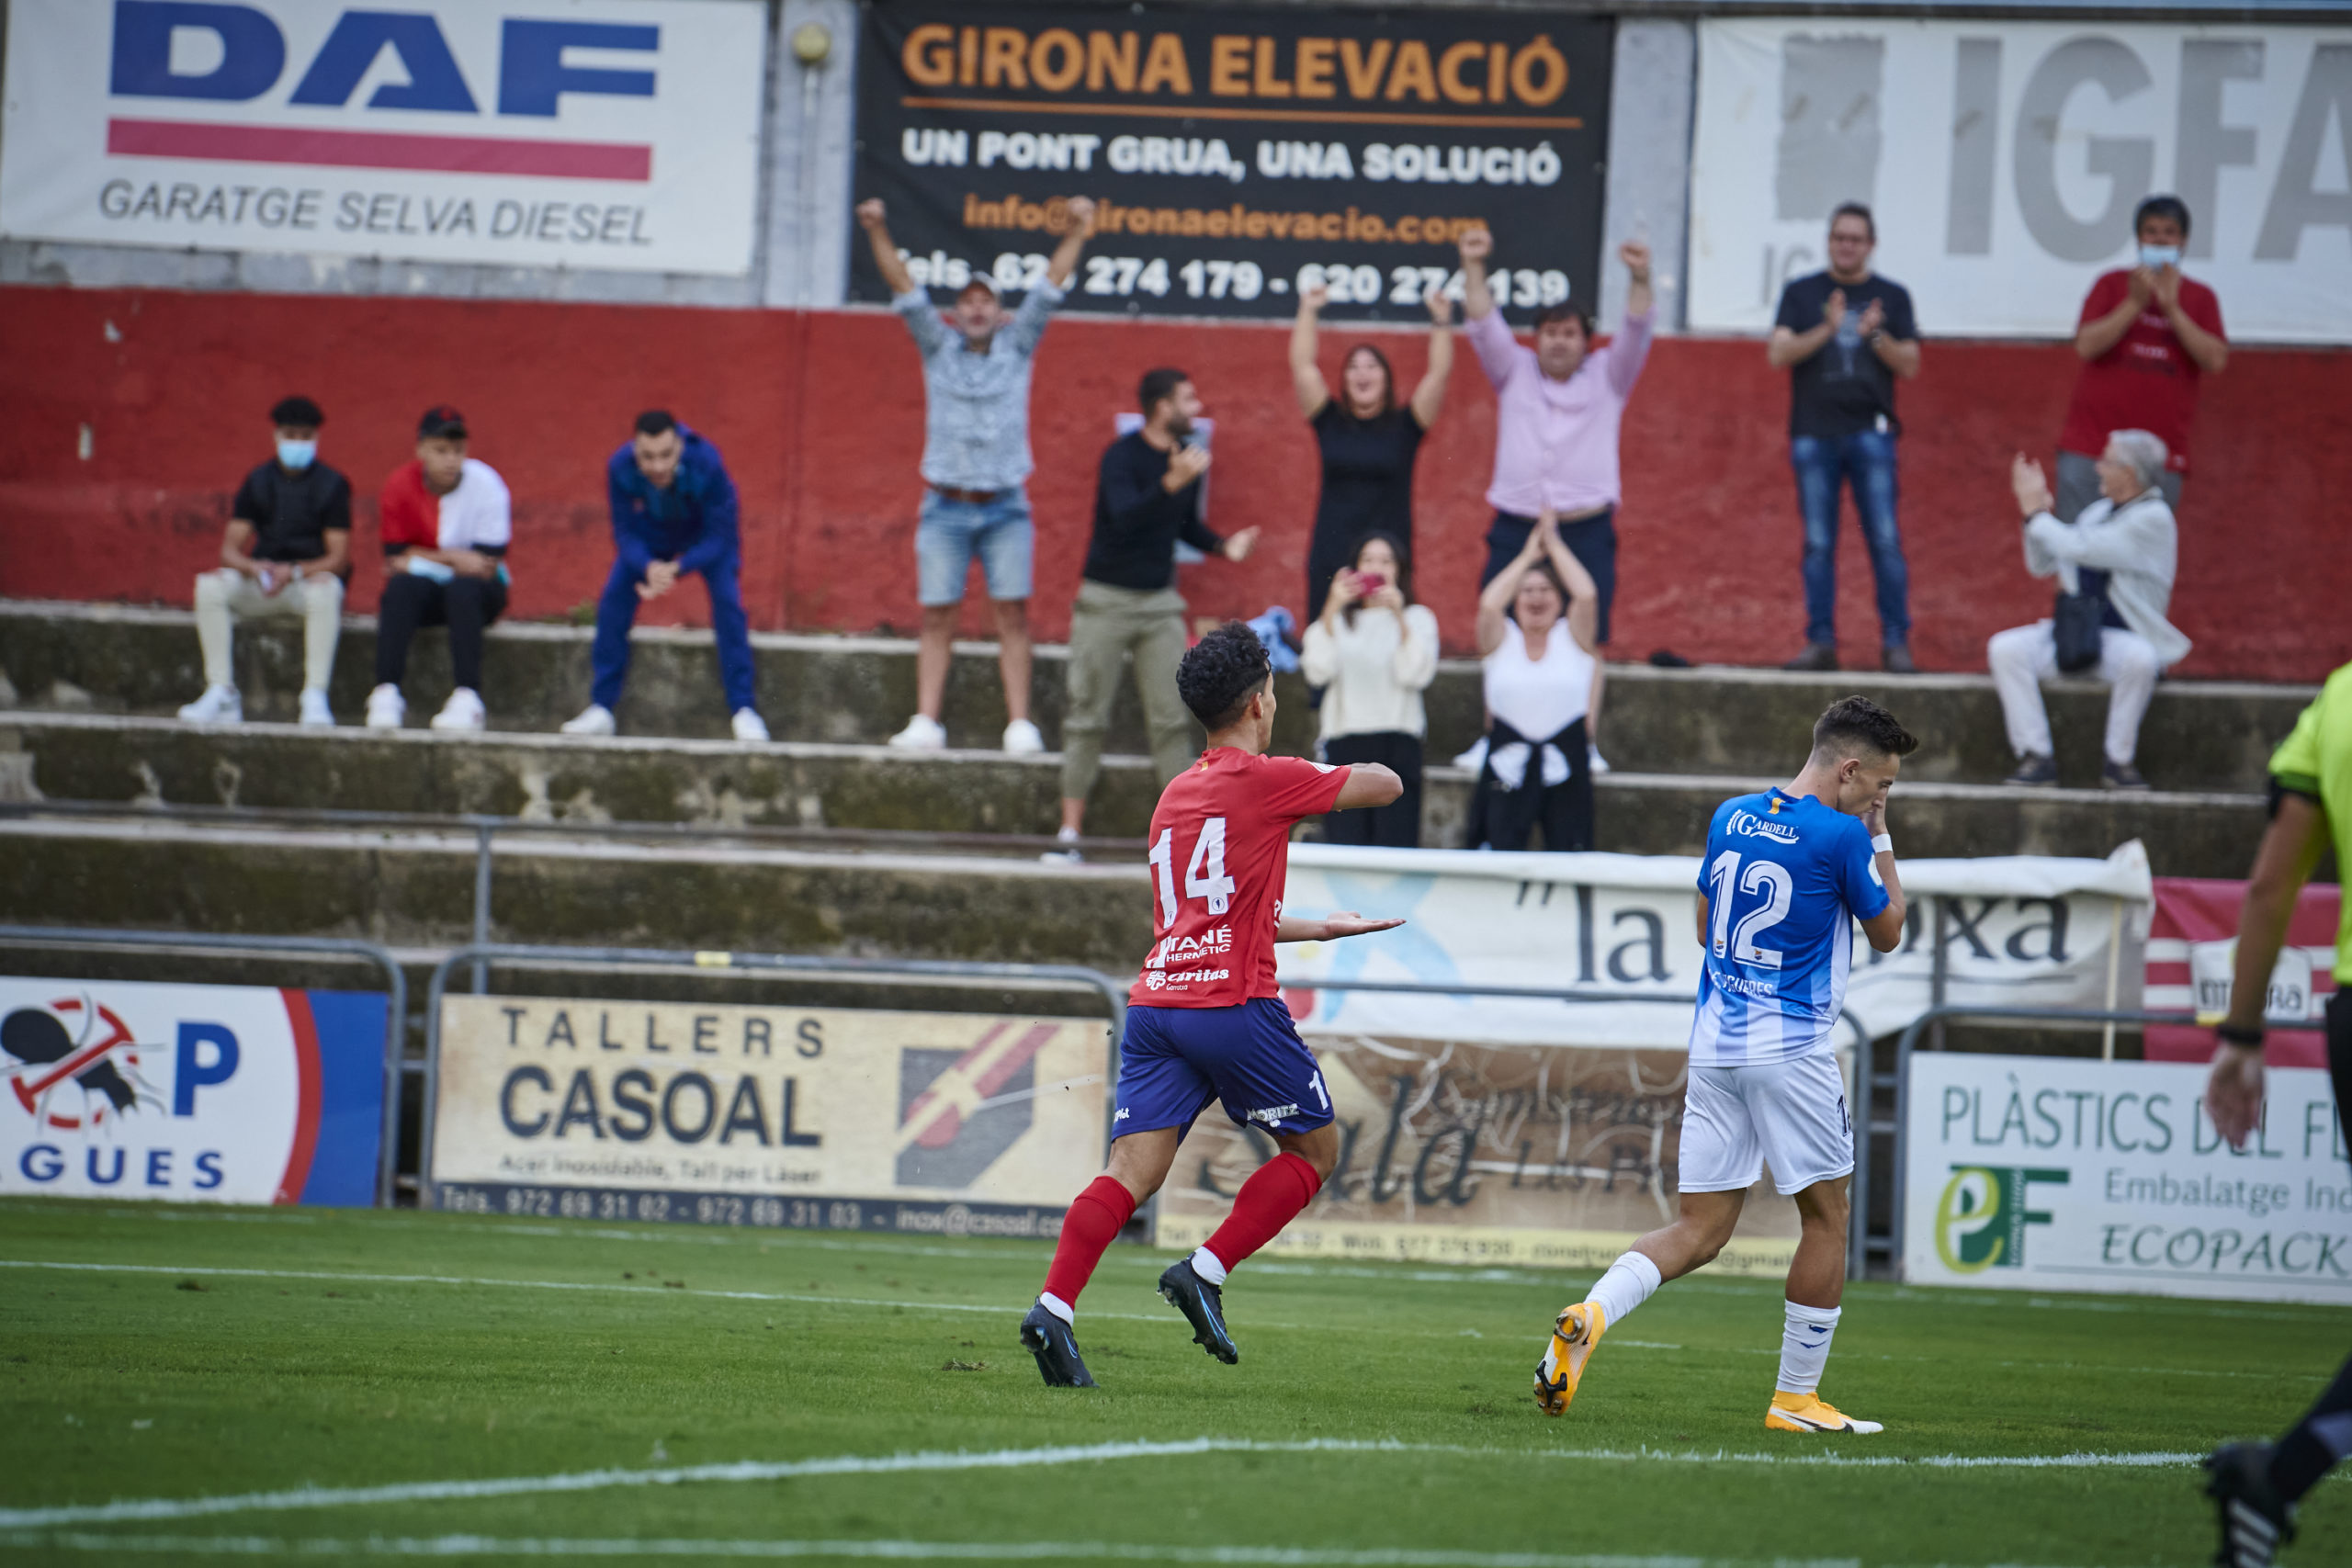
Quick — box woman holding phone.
[1303,532,1439,847]
[1470,507,1602,852]
[1291,282,1454,626]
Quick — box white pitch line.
[0,1437,2209,1531]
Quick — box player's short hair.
[269,395,323,429]
[634,409,679,438]
[1137,367,1189,418]
[1812,695,1917,762]
[1177,620,1271,731]
[2134,194,2191,239]
[1829,201,1876,241]
[1531,303,1593,337]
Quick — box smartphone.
[1355,572,1386,592]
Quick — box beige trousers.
[193,567,344,690]
[1060,581,1196,802]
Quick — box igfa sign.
[0,0,765,274]
[1690,20,2352,342]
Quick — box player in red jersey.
[1021,621,1405,1386]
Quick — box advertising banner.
[0,977,385,1204]
[1903,1053,2350,1304]
[0,0,767,274]
[1278,841,2153,1050]
[1689,19,2352,342]
[853,3,1612,321]
[1156,1034,1836,1274]
[429,996,1112,1235]
[2144,876,2340,1067]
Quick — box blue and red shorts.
[1114,998,1334,1141]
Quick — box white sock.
[1584,1250,1662,1328]
[1777,1301,1841,1395]
[1188,1246,1228,1286]
[1056,826,1080,844]
[1037,1292,1075,1325]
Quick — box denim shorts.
[917,485,1033,605]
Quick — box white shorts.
[1678,1048,1854,1196]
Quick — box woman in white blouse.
[1301,532,1439,847]
[1471,508,1601,851]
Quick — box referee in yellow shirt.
[2202,660,2352,1567]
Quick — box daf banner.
[428,997,1113,1235]
[1903,1054,2350,1305]
[1156,1035,1839,1275]
[853,3,1613,321]
[1278,841,2154,1050]
[0,0,767,274]
[0,977,387,1205]
[1689,19,2352,342]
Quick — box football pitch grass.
[0,1199,2344,1567]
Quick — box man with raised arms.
[1020,621,1404,1386]
[1531,695,1915,1433]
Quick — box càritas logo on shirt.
[1728,809,1800,844]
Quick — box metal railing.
[416,942,1129,1212]
[0,925,407,1204]
[1274,975,1879,1280]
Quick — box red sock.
[1041,1176,1136,1311]
[1203,1152,1322,1274]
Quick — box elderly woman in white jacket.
[1992,428,2188,790]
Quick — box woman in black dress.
[1291,281,1454,623]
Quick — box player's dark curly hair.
[1813,695,1917,761]
[1177,621,1272,730]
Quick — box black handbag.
[2052,584,2105,673]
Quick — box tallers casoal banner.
[1156,1034,1841,1274]
[1904,1055,2351,1305]
[429,997,1112,1235]
[0,977,386,1204]
[853,4,1611,321]
[0,0,766,274]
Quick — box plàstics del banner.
[854,4,1613,321]
[429,996,1112,1235]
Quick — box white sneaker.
[1588,744,1611,775]
[561,704,616,737]
[731,708,771,743]
[888,713,946,750]
[365,684,405,729]
[298,688,334,727]
[177,684,242,724]
[1452,735,1489,773]
[1038,826,1084,865]
[1002,718,1046,755]
[431,687,486,732]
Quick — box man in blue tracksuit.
[561,410,767,741]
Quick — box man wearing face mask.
[178,395,353,727]
[2054,195,2228,533]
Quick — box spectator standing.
[1470,508,1602,852]
[1990,432,2188,790]
[367,406,512,733]
[2055,196,2226,546]
[1046,369,1261,861]
[561,411,767,742]
[1770,203,1923,673]
[1290,281,1453,623]
[1458,228,1651,769]
[1302,533,1439,848]
[177,395,351,727]
[858,195,1098,755]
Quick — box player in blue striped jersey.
[1532,696,1915,1433]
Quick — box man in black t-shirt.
[178,395,353,726]
[1768,203,1922,674]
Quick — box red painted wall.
[3,284,2346,682]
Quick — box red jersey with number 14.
[1128,748,1352,1009]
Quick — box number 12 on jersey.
[1150,818,1237,923]
[1707,849,1792,967]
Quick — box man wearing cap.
[368,406,514,732]
[855,194,1097,755]
[179,394,353,727]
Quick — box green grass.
[0,1198,2343,1567]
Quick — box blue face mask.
[2139,244,2181,270]
[276,437,317,469]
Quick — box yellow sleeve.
[2270,695,2325,798]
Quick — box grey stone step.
[0,712,2274,876]
[0,599,2314,793]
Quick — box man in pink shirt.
[1459,226,1655,648]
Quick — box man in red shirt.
[2054,195,2228,529]
[1020,622,1404,1387]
